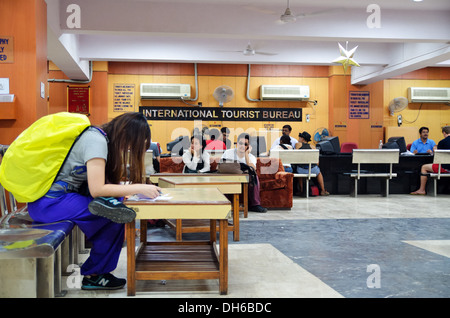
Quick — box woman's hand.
[138,184,161,199]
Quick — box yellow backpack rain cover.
[0,112,90,203]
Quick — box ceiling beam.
[351,44,450,85]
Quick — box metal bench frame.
[350,149,399,197]
[270,149,319,198]
[0,183,80,298]
[429,149,450,196]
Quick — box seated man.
[221,133,267,213]
[221,127,232,149]
[411,126,450,195]
[410,126,436,154]
[270,124,298,150]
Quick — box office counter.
[318,154,436,195]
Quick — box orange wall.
[48,62,109,126]
[384,68,450,144]
[107,62,330,150]
[45,62,450,152]
[329,66,384,148]
[0,0,48,144]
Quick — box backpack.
[0,112,91,203]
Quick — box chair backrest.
[352,149,399,179]
[144,150,153,175]
[0,181,18,222]
[340,142,358,153]
[433,149,450,164]
[433,149,450,178]
[352,149,399,164]
[270,149,319,165]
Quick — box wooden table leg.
[233,193,239,241]
[140,219,147,244]
[219,219,228,295]
[176,219,182,241]
[126,220,136,296]
[243,183,248,218]
[210,219,216,242]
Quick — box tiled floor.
[64,194,450,298]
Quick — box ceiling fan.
[244,0,342,24]
[242,43,277,56]
[278,0,343,24]
[219,42,277,56]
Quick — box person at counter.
[295,131,329,196]
[272,135,294,172]
[410,127,436,154]
[205,128,226,150]
[221,127,232,149]
[411,126,450,195]
[270,125,298,149]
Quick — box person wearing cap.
[295,131,330,196]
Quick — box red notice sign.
[67,86,90,114]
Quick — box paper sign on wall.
[113,83,135,112]
[349,91,370,119]
[0,36,14,63]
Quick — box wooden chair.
[350,149,399,197]
[270,149,319,198]
[429,149,450,196]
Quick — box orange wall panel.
[0,0,48,144]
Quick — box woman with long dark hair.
[182,134,210,173]
[28,112,161,290]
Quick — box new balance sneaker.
[88,197,136,223]
[81,273,126,290]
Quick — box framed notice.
[349,91,370,119]
[67,86,90,114]
[113,83,135,112]
[0,36,14,63]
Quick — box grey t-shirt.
[49,127,108,193]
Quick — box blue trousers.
[28,193,124,276]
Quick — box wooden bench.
[0,183,79,298]
[350,149,399,197]
[429,149,450,196]
[270,149,319,198]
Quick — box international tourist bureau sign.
[140,106,302,122]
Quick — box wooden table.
[158,176,242,241]
[124,188,231,296]
[149,173,249,218]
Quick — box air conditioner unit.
[140,83,191,100]
[407,87,450,103]
[260,85,310,101]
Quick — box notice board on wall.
[113,83,135,112]
[349,91,370,119]
[0,36,14,63]
[67,86,90,114]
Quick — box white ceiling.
[46,0,450,85]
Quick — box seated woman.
[295,131,329,196]
[182,134,210,173]
[221,133,267,213]
[272,134,293,172]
